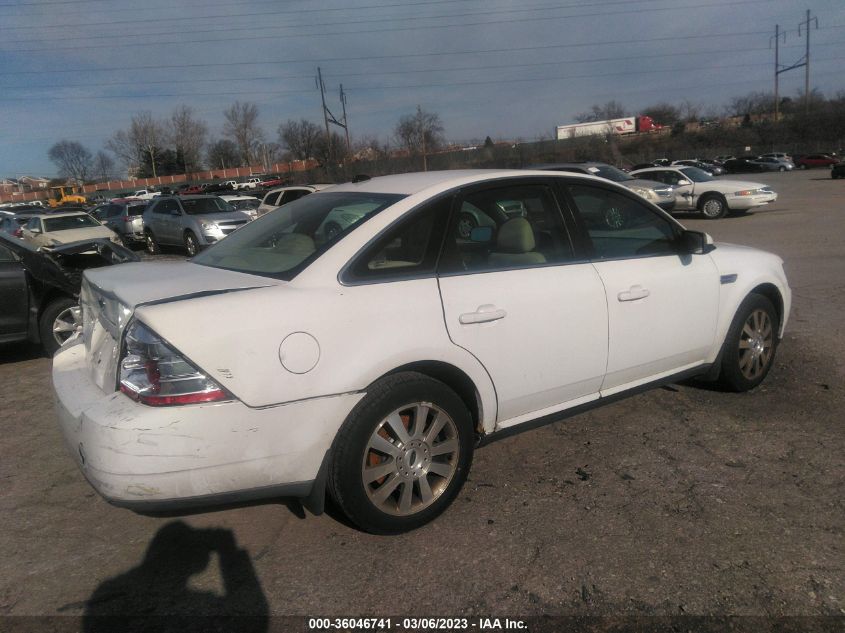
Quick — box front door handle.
[617,285,650,302]
[459,304,507,324]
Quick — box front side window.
[280,189,311,205]
[43,215,100,232]
[568,184,679,260]
[154,199,178,214]
[193,191,404,279]
[440,183,573,274]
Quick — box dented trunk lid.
[80,261,280,392]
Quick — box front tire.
[145,231,160,255]
[39,297,80,356]
[328,372,474,534]
[184,230,199,256]
[699,194,728,219]
[719,293,779,392]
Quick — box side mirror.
[676,179,692,186]
[30,227,42,234]
[469,226,494,243]
[679,229,714,255]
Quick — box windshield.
[44,214,100,231]
[586,165,632,182]
[679,167,714,183]
[181,197,234,214]
[193,191,405,279]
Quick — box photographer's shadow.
[84,521,268,633]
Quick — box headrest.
[496,217,535,253]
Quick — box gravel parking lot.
[0,170,843,627]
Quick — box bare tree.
[278,119,322,161]
[223,101,263,166]
[168,105,207,173]
[641,102,680,126]
[394,106,444,171]
[105,129,140,176]
[130,112,167,178]
[92,151,114,182]
[574,100,627,123]
[47,140,93,183]
[206,139,240,169]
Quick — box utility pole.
[316,68,352,168]
[770,24,784,121]
[799,9,819,113]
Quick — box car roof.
[31,211,91,218]
[327,169,614,195]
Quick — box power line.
[0,27,785,76]
[2,55,840,102]
[6,0,772,52]
[2,40,838,92]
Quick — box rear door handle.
[459,304,507,324]
[617,285,650,302]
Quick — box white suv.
[257,184,333,216]
[53,170,790,533]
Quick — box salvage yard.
[0,169,843,622]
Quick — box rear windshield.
[126,204,147,216]
[181,198,234,215]
[44,214,100,231]
[193,192,404,280]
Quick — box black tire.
[39,296,79,357]
[328,371,474,534]
[184,230,199,256]
[718,293,779,392]
[698,193,728,219]
[145,231,160,255]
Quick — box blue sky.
[1,0,843,177]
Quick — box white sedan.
[631,166,777,219]
[53,170,790,534]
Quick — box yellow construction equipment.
[48,185,86,208]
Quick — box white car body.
[234,178,261,190]
[631,167,777,213]
[21,212,120,248]
[257,184,333,216]
[219,194,260,219]
[53,170,790,525]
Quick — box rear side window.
[280,189,311,205]
[263,191,282,206]
[0,244,17,262]
[154,199,178,214]
[344,196,451,282]
[567,184,679,259]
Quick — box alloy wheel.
[52,306,82,347]
[361,402,460,516]
[738,308,774,380]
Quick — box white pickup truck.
[130,189,162,200]
[233,177,261,190]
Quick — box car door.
[437,179,608,428]
[153,198,180,244]
[0,242,28,340]
[564,182,719,395]
[22,217,47,247]
[651,169,695,209]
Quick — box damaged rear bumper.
[52,342,361,512]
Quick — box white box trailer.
[555,117,638,140]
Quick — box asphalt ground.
[0,168,843,630]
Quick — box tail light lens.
[119,321,229,406]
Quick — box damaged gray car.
[0,234,139,355]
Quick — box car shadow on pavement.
[83,521,268,633]
[0,342,45,365]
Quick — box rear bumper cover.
[53,341,362,512]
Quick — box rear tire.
[328,372,474,534]
[39,297,80,356]
[718,293,779,392]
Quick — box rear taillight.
[119,321,229,406]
